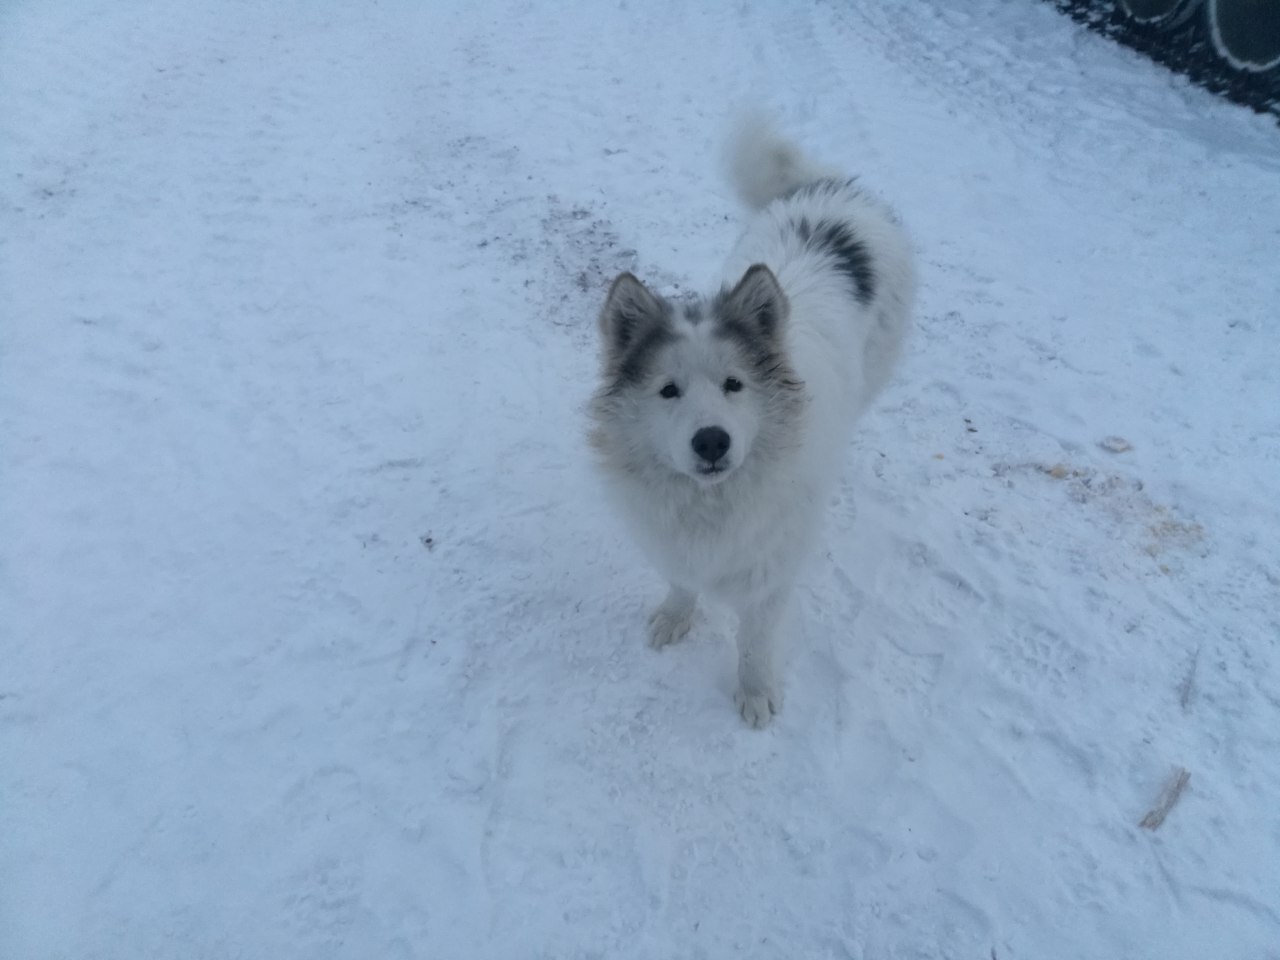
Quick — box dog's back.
[722,116,916,445]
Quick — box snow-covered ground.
[4,1,1278,957]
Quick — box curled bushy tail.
[724,112,839,210]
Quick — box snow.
[3,0,1278,957]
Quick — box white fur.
[723,111,842,211]
[591,117,916,727]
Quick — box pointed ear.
[720,264,788,340]
[599,272,668,352]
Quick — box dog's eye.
[723,377,744,393]
[659,383,681,399]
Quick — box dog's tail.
[724,112,839,210]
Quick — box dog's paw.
[647,606,693,649]
[734,685,781,728]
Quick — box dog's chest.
[621,472,817,593]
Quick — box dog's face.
[592,265,802,485]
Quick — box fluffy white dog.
[589,117,915,727]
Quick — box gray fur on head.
[597,273,677,391]
[714,264,788,344]
[599,273,670,349]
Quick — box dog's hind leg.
[732,586,790,728]
[648,586,696,649]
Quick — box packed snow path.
[4,1,1278,957]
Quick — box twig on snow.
[1140,767,1191,830]
[1178,647,1200,712]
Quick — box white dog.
[589,116,915,727]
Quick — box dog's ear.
[599,272,667,352]
[719,264,788,341]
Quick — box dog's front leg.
[648,585,696,649]
[732,586,790,728]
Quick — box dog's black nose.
[691,426,731,464]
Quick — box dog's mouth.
[694,462,732,483]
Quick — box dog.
[589,116,915,727]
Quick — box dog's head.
[590,264,804,485]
